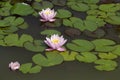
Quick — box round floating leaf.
[32,51,64,67]
[84,29,105,38]
[76,52,97,63]
[11,3,34,16]
[83,0,99,4]
[66,39,95,52]
[18,22,28,29]
[84,20,98,31]
[92,39,116,52]
[32,1,53,10]
[35,0,42,2]
[56,9,72,18]
[105,16,120,25]
[98,52,118,60]
[29,65,42,74]
[51,0,66,6]
[24,40,45,52]
[60,51,78,61]
[99,4,119,12]
[94,59,117,71]
[4,34,33,47]
[44,19,62,27]
[40,30,61,36]
[67,2,89,12]
[19,63,32,74]
[63,19,73,27]
[12,17,24,26]
[112,45,120,56]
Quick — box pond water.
[1,0,120,80]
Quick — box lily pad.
[112,45,120,56]
[105,16,120,25]
[40,30,61,36]
[66,39,95,52]
[11,3,34,16]
[92,39,116,52]
[32,1,53,10]
[56,9,72,18]
[98,52,118,60]
[32,51,64,67]
[29,65,42,74]
[67,2,89,12]
[60,51,78,61]
[4,34,33,47]
[94,59,118,71]
[83,0,99,4]
[76,52,97,63]
[24,40,45,52]
[19,63,32,74]
[51,0,66,6]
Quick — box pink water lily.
[39,8,57,22]
[44,34,67,51]
[9,61,20,71]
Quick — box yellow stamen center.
[52,39,59,44]
[45,11,51,15]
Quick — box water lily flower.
[39,8,57,22]
[44,34,67,51]
[9,61,20,71]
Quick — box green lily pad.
[60,51,78,61]
[35,0,42,2]
[32,1,53,10]
[99,4,120,12]
[4,34,33,47]
[18,22,28,29]
[56,9,72,18]
[24,40,45,52]
[76,52,97,63]
[32,51,64,67]
[40,30,61,36]
[83,0,99,4]
[67,2,89,12]
[29,65,42,74]
[105,16,120,25]
[51,0,66,6]
[19,63,32,74]
[66,39,95,52]
[11,3,34,16]
[98,52,118,60]
[94,59,118,71]
[112,45,120,56]
[92,39,116,52]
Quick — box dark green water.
[1,46,120,80]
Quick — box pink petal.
[49,19,56,22]
[57,47,66,51]
[40,19,47,22]
[45,48,54,51]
